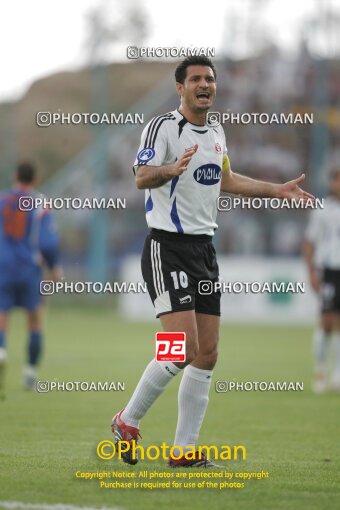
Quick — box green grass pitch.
[0,306,339,510]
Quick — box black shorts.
[320,268,340,313]
[141,229,221,318]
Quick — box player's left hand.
[279,174,315,204]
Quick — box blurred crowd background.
[0,0,339,298]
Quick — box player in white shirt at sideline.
[111,55,315,467]
[304,167,340,394]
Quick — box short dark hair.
[16,162,36,184]
[175,56,216,84]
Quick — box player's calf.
[0,347,7,399]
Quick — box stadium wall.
[119,256,317,324]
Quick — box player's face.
[330,171,340,198]
[177,65,216,113]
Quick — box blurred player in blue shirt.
[0,162,61,395]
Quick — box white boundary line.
[0,503,124,510]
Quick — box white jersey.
[133,109,227,236]
[305,196,340,269]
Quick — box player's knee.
[321,315,333,334]
[205,349,219,369]
[27,310,41,330]
[174,343,199,369]
[174,346,198,369]
[197,347,218,369]
[186,343,199,364]
[0,311,9,329]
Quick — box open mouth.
[196,91,210,101]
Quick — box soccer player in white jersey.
[304,167,340,394]
[111,56,314,467]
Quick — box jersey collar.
[176,109,208,129]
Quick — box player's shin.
[28,330,42,365]
[24,330,42,390]
[121,359,181,427]
[312,328,330,393]
[172,364,213,457]
[313,328,330,372]
[331,332,340,390]
[0,332,7,396]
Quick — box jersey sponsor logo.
[137,147,155,163]
[193,164,222,185]
[215,143,222,153]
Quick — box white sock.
[0,348,7,364]
[313,328,330,374]
[23,365,36,377]
[173,364,213,456]
[121,359,181,428]
[332,333,340,382]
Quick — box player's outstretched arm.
[135,145,198,189]
[221,170,315,204]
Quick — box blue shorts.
[0,270,42,311]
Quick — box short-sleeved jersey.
[305,196,340,269]
[133,109,228,236]
[0,187,59,279]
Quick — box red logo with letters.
[155,332,186,362]
[215,143,222,153]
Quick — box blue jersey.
[0,187,60,310]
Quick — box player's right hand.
[49,266,64,282]
[172,144,198,176]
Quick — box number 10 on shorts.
[155,332,186,362]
